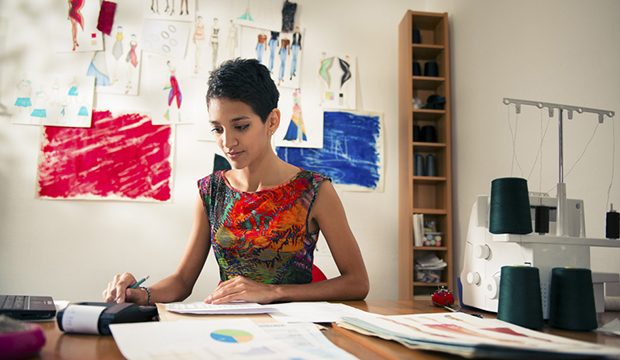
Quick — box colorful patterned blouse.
[198,169,330,284]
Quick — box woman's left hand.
[205,276,276,304]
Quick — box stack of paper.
[414,253,447,271]
[165,301,278,315]
[338,312,620,359]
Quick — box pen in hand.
[130,275,150,289]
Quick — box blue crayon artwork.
[277,110,384,192]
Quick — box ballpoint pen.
[130,275,150,289]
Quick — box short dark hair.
[206,58,279,123]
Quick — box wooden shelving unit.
[398,10,453,299]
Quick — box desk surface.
[29,300,620,360]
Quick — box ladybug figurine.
[432,287,454,307]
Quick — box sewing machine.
[459,193,620,319]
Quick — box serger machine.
[460,193,620,318]
[460,98,620,319]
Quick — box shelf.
[399,10,452,301]
[411,175,447,183]
[413,282,448,287]
[412,142,447,152]
[412,76,445,90]
[412,109,445,121]
[411,44,444,59]
[411,208,448,215]
[413,246,448,251]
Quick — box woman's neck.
[227,155,299,192]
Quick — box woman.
[103,59,369,305]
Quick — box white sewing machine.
[459,193,620,319]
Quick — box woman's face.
[208,98,275,170]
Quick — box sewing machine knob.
[466,272,481,285]
[474,245,491,259]
[483,277,499,299]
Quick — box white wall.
[2,0,620,303]
[0,0,423,302]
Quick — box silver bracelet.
[140,286,151,306]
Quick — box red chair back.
[311,265,328,283]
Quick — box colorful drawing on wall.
[276,110,384,192]
[144,0,197,22]
[94,0,144,96]
[37,110,174,202]
[145,54,203,125]
[274,87,323,149]
[141,19,191,59]
[55,0,103,53]
[317,53,356,109]
[238,25,304,89]
[10,72,95,127]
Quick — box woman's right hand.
[102,273,147,304]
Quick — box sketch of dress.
[111,27,123,84]
[87,51,111,86]
[318,53,334,105]
[283,89,307,142]
[14,73,32,113]
[30,85,48,122]
[164,61,182,121]
[125,35,138,93]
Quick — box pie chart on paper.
[210,329,254,343]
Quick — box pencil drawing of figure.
[210,18,220,70]
[30,84,48,123]
[193,16,205,74]
[227,20,238,59]
[14,72,32,113]
[111,26,124,84]
[125,34,139,93]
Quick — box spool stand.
[501,98,615,236]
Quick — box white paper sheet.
[110,318,327,360]
[268,302,368,323]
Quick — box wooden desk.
[29,300,620,360]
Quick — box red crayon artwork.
[37,110,173,202]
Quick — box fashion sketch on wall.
[10,72,95,128]
[317,53,356,109]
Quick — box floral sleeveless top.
[198,170,330,284]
